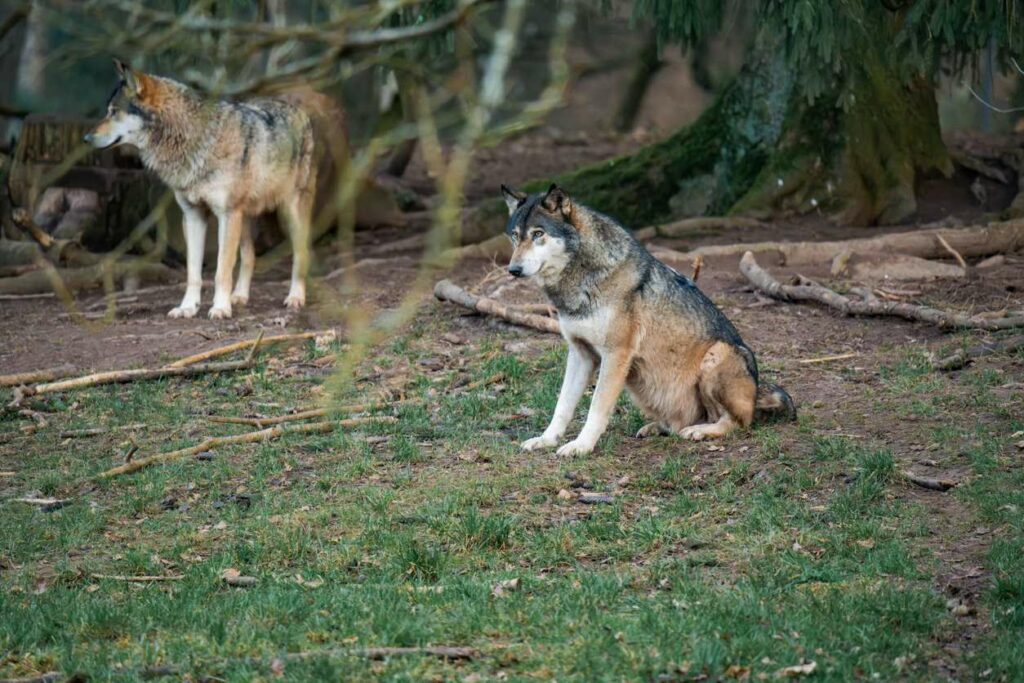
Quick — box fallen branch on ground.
[98,416,398,478]
[634,216,765,241]
[13,358,257,406]
[900,471,958,492]
[0,260,177,295]
[208,374,505,428]
[167,330,328,368]
[0,364,75,387]
[739,252,1024,331]
[59,423,147,438]
[434,280,560,335]
[90,574,183,582]
[652,220,1024,266]
[932,334,1024,371]
[796,352,859,365]
[11,497,71,511]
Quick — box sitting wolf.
[502,184,795,456]
[85,60,346,319]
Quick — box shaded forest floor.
[1,133,1023,681]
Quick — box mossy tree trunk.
[545,29,951,230]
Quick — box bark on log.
[434,279,560,335]
[739,251,1024,331]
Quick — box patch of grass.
[2,309,1022,681]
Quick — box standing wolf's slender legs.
[522,341,596,451]
[557,348,634,457]
[208,210,244,319]
[168,194,206,319]
[281,195,312,310]
[231,219,255,306]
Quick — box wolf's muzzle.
[508,264,524,278]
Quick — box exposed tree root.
[933,334,1024,371]
[739,251,1024,330]
[434,280,560,335]
[98,417,398,478]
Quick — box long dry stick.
[0,364,76,387]
[739,252,1024,331]
[17,358,256,400]
[90,574,184,582]
[98,417,397,479]
[168,330,330,368]
[434,280,560,335]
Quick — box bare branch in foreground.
[739,252,1024,331]
[434,280,561,335]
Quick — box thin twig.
[434,280,560,334]
[90,574,183,582]
[98,417,397,478]
[796,352,859,365]
[935,234,968,271]
[167,330,330,368]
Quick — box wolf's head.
[84,60,169,150]
[501,184,580,282]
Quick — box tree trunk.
[546,29,952,229]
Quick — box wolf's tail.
[755,382,796,422]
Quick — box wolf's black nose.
[508,265,524,278]
[83,133,93,144]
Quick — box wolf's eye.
[530,229,544,241]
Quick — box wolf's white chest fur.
[558,306,614,352]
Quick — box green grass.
[1,318,1022,681]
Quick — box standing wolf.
[502,184,794,456]
[85,60,346,319]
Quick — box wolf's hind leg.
[169,196,206,319]
[282,194,313,310]
[209,210,244,319]
[231,219,255,306]
[681,342,756,441]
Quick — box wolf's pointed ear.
[113,58,129,78]
[501,185,527,215]
[541,184,573,219]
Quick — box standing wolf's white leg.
[281,195,312,310]
[168,194,206,319]
[522,342,596,451]
[557,349,633,457]
[231,219,255,306]
[208,209,244,319]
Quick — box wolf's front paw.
[556,438,595,457]
[521,434,558,452]
[636,422,669,439]
[168,304,199,319]
[230,293,249,306]
[679,424,711,441]
[283,294,305,310]
[207,305,233,320]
